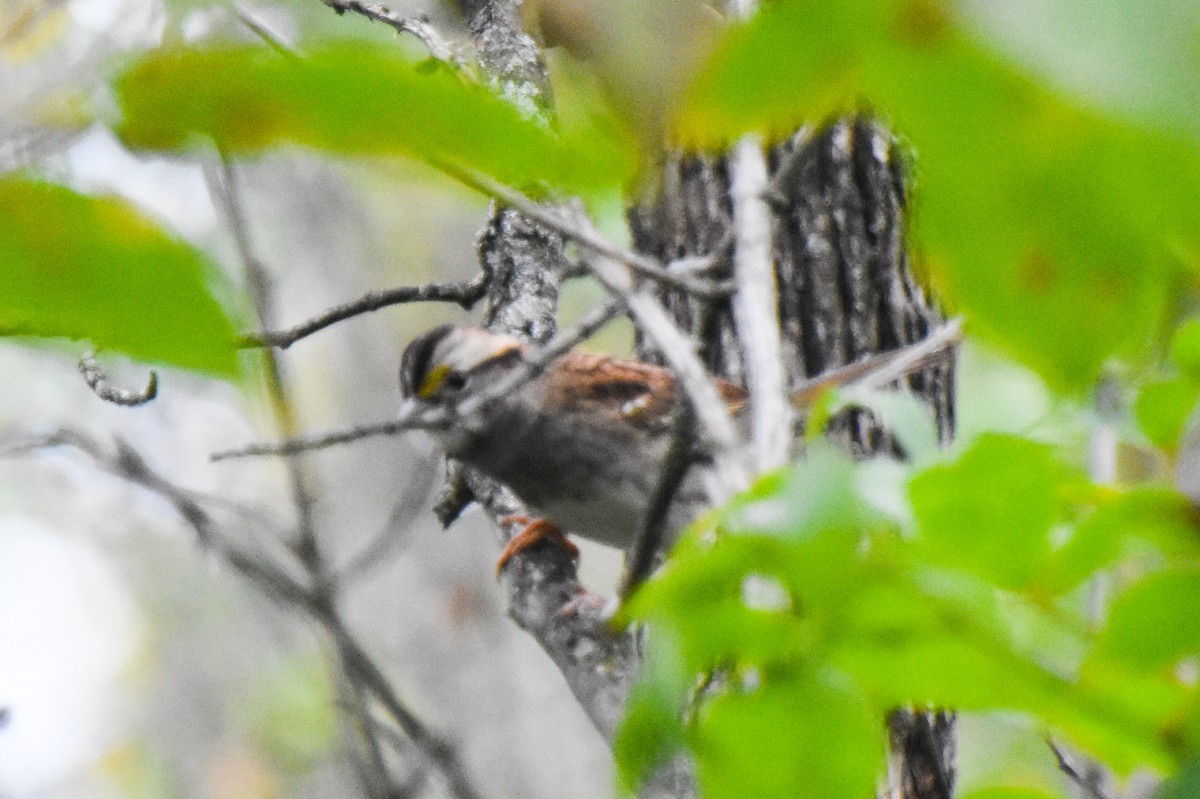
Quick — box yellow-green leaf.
[113,44,636,196]
[0,177,238,374]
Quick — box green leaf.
[1071,660,1190,771]
[676,0,1199,391]
[962,0,1200,144]
[1057,488,1200,589]
[723,443,865,540]
[615,632,689,794]
[1094,568,1200,670]
[909,434,1062,589]
[1137,378,1200,448]
[1156,758,1200,799]
[958,788,1065,799]
[0,177,238,374]
[1171,319,1200,378]
[113,44,635,196]
[690,672,882,799]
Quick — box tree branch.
[729,135,791,471]
[3,427,486,799]
[620,396,697,600]
[78,353,158,407]
[210,420,407,461]
[1048,739,1113,799]
[208,155,325,573]
[438,162,734,299]
[241,276,490,349]
[321,1,462,63]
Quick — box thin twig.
[211,421,407,461]
[338,675,395,799]
[78,353,158,407]
[323,617,484,799]
[438,161,734,298]
[325,450,440,589]
[242,276,490,349]
[1048,739,1112,799]
[452,297,625,418]
[729,135,791,471]
[789,317,964,406]
[620,397,697,601]
[361,708,433,796]
[208,155,325,574]
[322,1,460,63]
[232,5,299,57]
[3,429,483,799]
[1,429,312,602]
[214,300,627,462]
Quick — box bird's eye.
[443,370,467,392]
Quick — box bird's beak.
[398,397,425,428]
[398,397,451,431]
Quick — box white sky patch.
[0,518,141,794]
[65,126,218,241]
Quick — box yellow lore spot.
[418,364,451,398]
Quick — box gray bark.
[630,120,957,799]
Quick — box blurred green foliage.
[678,0,1199,392]
[7,0,1200,795]
[610,2,1200,795]
[242,657,337,777]
[113,43,636,196]
[0,178,238,374]
[619,438,1196,796]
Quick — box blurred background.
[0,0,1187,796]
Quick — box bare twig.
[215,300,626,462]
[790,317,964,407]
[208,155,325,573]
[3,428,483,799]
[620,396,697,601]
[729,136,791,471]
[438,162,734,298]
[2,428,312,601]
[242,276,490,349]
[322,1,461,63]
[322,616,484,799]
[211,420,407,461]
[78,353,158,407]
[232,5,299,57]
[338,675,396,799]
[326,450,440,588]
[453,297,625,418]
[1048,739,1113,799]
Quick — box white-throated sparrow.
[399,324,956,572]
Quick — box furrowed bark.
[630,119,957,799]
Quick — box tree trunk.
[630,120,957,799]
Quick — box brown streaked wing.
[547,352,747,431]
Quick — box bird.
[398,322,958,574]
